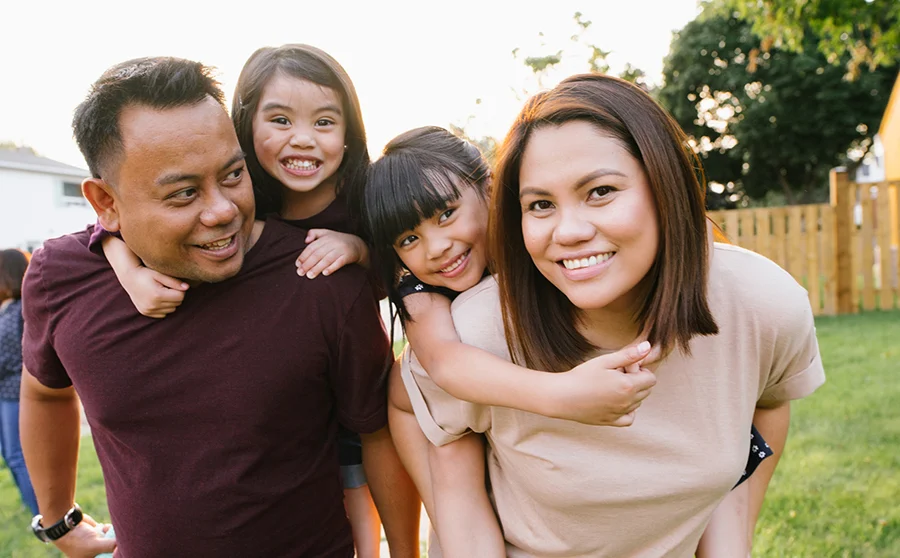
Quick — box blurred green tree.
[658,10,897,207]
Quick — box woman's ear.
[82,177,121,232]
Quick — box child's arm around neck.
[102,235,188,318]
[403,290,657,426]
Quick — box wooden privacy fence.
[708,170,900,316]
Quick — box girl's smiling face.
[394,185,489,293]
[518,120,659,315]
[252,73,346,217]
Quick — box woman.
[401,74,825,557]
[0,248,38,516]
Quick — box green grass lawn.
[2,311,897,557]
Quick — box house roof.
[0,147,88,179]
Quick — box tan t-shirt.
[402,243,825,558]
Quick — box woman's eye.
[315,118,335,127]
[438,208,456,223]
[588,186,615,199]
[527,200,554,211]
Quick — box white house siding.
[0,168,96,252]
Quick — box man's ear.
[82,178,121,232]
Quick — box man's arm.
[20,367,115,557]
[428,434,505,557]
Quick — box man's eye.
[225,167,245,183]
[170,188,197,201]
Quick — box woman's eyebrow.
[520,168,627,199]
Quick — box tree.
[721,0,899,80]
[659,11,897,207]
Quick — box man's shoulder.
[27,229,95,283]
[250,218,371,304]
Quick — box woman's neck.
[280,178,338,220]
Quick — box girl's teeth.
[440,251,469,273]
[284,159,318,170]
[562,253,613,270]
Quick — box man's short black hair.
[72,57,225,179]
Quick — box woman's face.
[518,120,659,314]
[393,185,489,292]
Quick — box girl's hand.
[547,342,659,426]
[296,229,369,279]
[120,266,188,319]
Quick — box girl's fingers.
[149,270,189,291]
[305,251,340,279]
[320,255,348,277]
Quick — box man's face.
[107,97,255,284]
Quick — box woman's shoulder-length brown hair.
[489,73,718,372]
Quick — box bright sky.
[1,0,702,170]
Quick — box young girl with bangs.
[362,126,776,557]
[95,44,417,558]
[398,77,823,557]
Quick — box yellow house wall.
[880,73,900,181]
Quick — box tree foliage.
[721,0,899,80]
[659,11,897,207]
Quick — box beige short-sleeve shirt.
[402,243,825,557]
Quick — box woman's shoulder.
[709,242,813,329]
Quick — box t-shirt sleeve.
[757,283,825,407]
[401,347,491,446]
[21,247,72,389]
[87,221,121,256]
[400,279,501,446]
[330,277,391,433]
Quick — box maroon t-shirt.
[22,217,390,558]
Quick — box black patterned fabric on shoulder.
[733,424,773,488]
[396,272,460,301]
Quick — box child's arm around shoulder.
[404,291,658,426]
[102,235,188,318]
[295,229,369,279]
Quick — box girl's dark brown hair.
[232,44,369,219]
[490,74,718,372]
[0,249,30,301]
[364,126,490,323]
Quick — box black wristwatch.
[31,503,83,543]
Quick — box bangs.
[366,151,464,250]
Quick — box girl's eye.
[272,116,290,126]
[315,118,335,127]
[527,200,554,212]
[438,208,456,223]
[398,234,418,248]
[588,186,616,200]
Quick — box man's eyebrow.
[156,151,246,187]
[519,168,627,199]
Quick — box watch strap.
[31,504,83,542]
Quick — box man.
[20,57,390,557]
